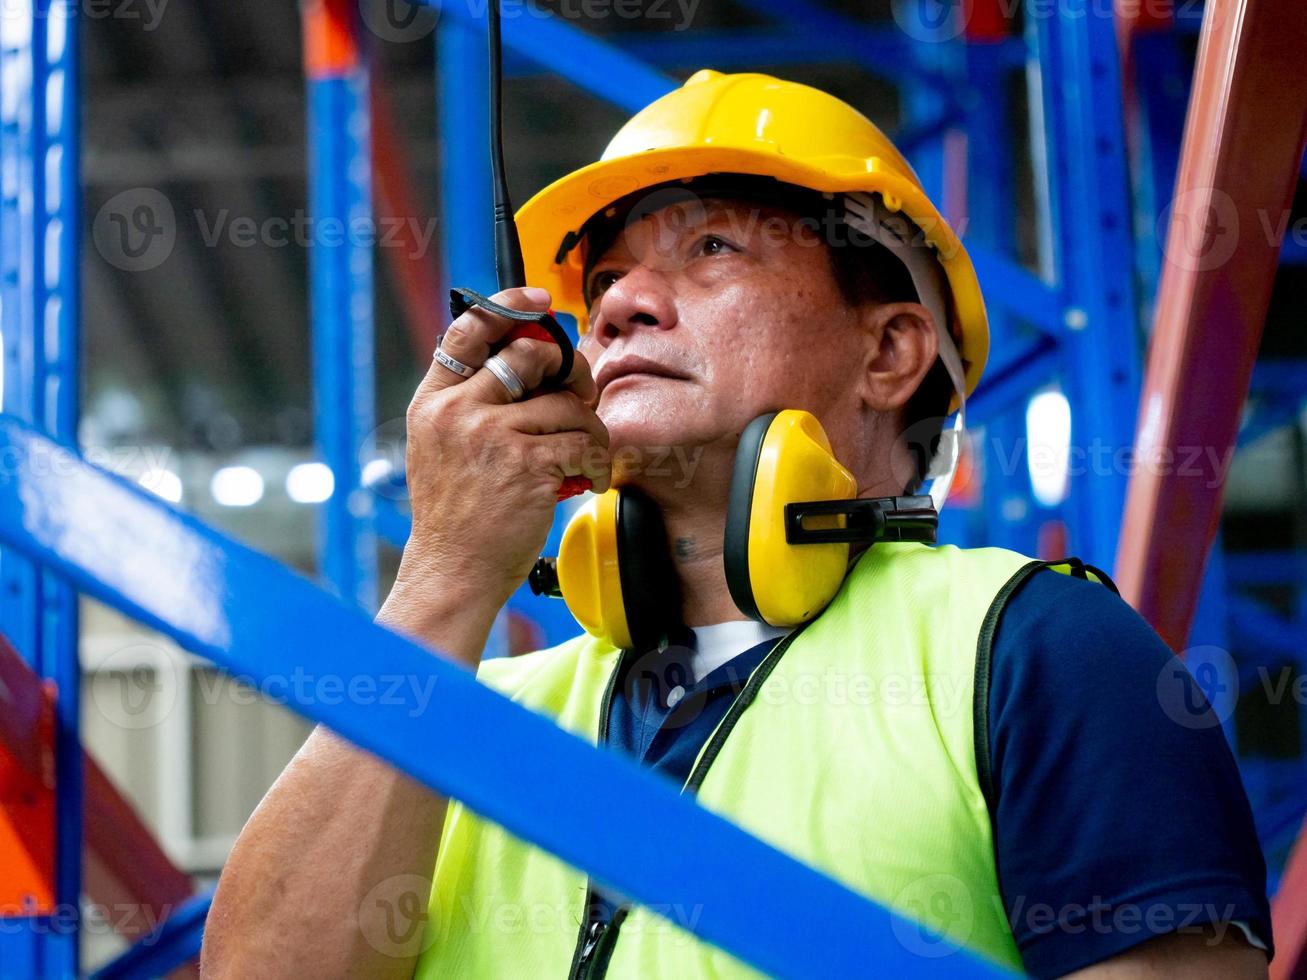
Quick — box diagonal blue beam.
[1228,593,1307,663]
[550,28,1029,83]
[418,0,676,113]
[966,336,1060,422]
[90,890,213,980]
[968,247,1063,340]
[0,416,1009,980]
[1239,398,1304,449]
[1225,552,1307,588]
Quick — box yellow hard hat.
[516,68,989,399]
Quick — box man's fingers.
[464,337,565,406]
[560,346,598,406]
[527,431,613,495]
[421,286,552,392]
[501,390,608,444]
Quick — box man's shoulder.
[842,542,1038,623]
[476,632,611,698]
[990,563,1168,681]
[853,541,1036,587]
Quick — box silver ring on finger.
[434,335,477,379]
[484,354,527,401]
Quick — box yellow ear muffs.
[724,410,859,627]
[532,487,681,651]
[723,410,940,628]
[530,410,939,642]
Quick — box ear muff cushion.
[724,413,778,622]
[727,410,860,627]
[557,490,629,648]
[616,487,682,651]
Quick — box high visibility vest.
[414,543,1110,978]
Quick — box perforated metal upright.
[303,0,378,611]
[1027,0,1143,567]
[0,1,81,974]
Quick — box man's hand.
[203,288,610,980]
[383,286,610,657]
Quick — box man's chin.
[604,431,705,487]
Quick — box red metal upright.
[1273,820,1307,980]
[1114,0,1307,651]
[371,74,446,362]
[0,636,196,972]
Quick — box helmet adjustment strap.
[842,191,968,511]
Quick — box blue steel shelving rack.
[1,0,1282,976]
[0,1,81,975]
[426,0,1149,646]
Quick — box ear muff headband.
[724,412,777,621]
[843,192,968,510]
[554,488,682,651]
[556,490,631,649]
[615,488,682,651]
[726,410,860,628]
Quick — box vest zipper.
[566,623,810,979]
[567,649,627,980]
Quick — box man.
[203,71,1271,978]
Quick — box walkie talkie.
[446,0,590,500]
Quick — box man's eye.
[697,235,736,257]
[589,270,622,296]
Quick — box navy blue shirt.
[603,568,1272,977]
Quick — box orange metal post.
[1273,822,1307,980]
[0,635,195,971]
[1115,0,1307,650]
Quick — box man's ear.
[858,301,940,413]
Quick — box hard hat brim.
[516,144,989,399]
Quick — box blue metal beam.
[967,248,1063,340]
[1130,30,1190,327]
[0,416,1010,980]
[305,9,378,611]
[964,39,1032,551]
[967,337,1060,422]
[1225,552,1307,588]
[1239,398,1304,449]
[744,0,962,101]
[0,1,81,974]
[1252,360,1307,396]
[421,0,675,114]
[1027,0,1143,568]
[89,891,212,980]
[1228,593,1307,662]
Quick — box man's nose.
[590,266,678,346]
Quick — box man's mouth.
[595,355,690,395]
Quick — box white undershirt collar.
[688,619,790,684]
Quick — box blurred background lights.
[285,461,334,504]
[1025,389,1072,508]
[210,465,264,507]
[137,467,183,504]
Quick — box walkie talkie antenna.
[487,0,526,289]
[456,0,588,499]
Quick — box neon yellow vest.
[415,543,1093,977]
